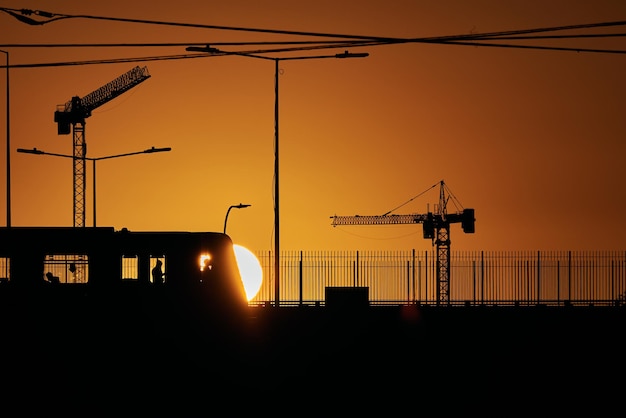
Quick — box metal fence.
[251,250,626,307]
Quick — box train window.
[150,256,166,284]
[122,255,138,280]
[0,257,9,283]
[44,254,88,284]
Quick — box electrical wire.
[0,7,399,42]
[0,40,356,48]
[3,54,209,69]
[3,32,626,49]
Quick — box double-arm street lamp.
[224,203,251,234]
[186,46,369,306]
[17,146,171,227]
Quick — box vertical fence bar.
[412,249,416,304]
[568,250,572,303]
[611,259,614,304]
[406,260,410,304]
[299,250,303,306]
[557,260,561,306]
[480,251,484,305]
[472,259,476,305]
[355,250,359,287]
[537,251,541,305]
[424,251,429,304]
[418,260,422,303]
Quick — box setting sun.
[233,244,263,301]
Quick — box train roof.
[0,226,233,255]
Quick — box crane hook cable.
[381,181,440,216]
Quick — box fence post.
[537,250,541,305]
[472,259,476,305]
[557,260,560,306]
[526,260,530,306]
[406,260,410,304]
[412,248,416,304]
[425,251,428,304]
[299,250,303,306]
[611,259,614,304]
[481,251,484,306]
[355,250,359,287]
[568,250,572,302]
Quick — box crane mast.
[330,180,475,305]
[54,66,151,227]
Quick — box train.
[0,226,249,314]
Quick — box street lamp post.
[187,46,369,306]
[0,50,10,227]
[17,146,171,226]
[224,203,251,234]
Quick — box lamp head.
[144,146,172,153]
[17,147,44,155]
[335,50,369,59]
[186,45,221,54]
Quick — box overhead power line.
[0,40,359,48]
[1,6,626,69]
[2,31,626,49]
[3,54,209,69]
[2,6,626,46]
[4,40,626,70]
[0,6,398,42]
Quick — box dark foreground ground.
[1,288,624,416]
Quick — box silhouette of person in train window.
[152,259,165,284]
[45,272,60,284]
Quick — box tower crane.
[330,180,475,305]
[54,66,151,227]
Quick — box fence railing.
[251,250,626,307]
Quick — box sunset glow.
[2,2,625,253]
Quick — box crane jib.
[331,209,474,233]
[58,66,151,115]
[79,66,151,113]
[331,214,430,226]
[54,66,151,135]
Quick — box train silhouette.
[0,226,248,314]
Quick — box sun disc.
[233,244,263,301]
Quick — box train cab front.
[159,232,249,317]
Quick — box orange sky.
[0,1,625,253]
